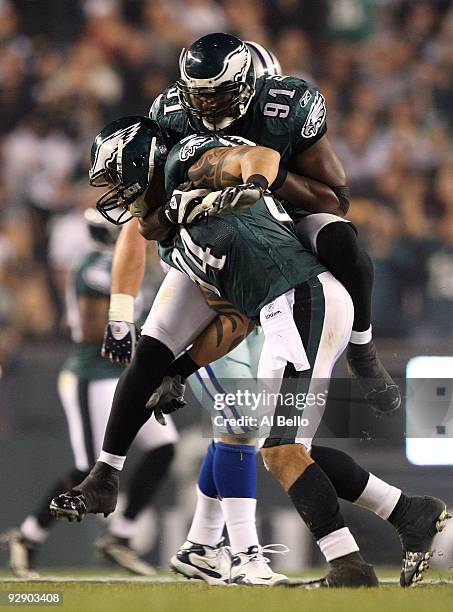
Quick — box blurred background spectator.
[0,0,451,363]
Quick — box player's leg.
[172,336,287,585]
[260,274,378,587]
[2,369,97,577]
[0,468,88,578]
[296,214,401,415]
[309,444,450,586]
[116,414,177,535]
[93,385,178,575]
[51,270,215,519]
[170,440,231,585]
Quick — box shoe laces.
[242,544,289,570]
[215,537,232,563]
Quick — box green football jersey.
[63,251,125,381]
[159,135,326,318]
[150,75,327,167]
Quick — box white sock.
[109,515,135,540]
[20,516,48,544]
[221,497,259,555]
[317,527,359,562]
[187,487,225,547]
[98,451,125,471]
[350,325,372,345]
[356,473,401,519]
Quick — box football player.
[1,209,178,578]
[146,33,401,416]
[52,116,448,587]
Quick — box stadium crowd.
[0,0,452,374]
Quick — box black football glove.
[161,187,211,226]
[101,321,140,365]
[145,375,187,425]
[204,183,264,216]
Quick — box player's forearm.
[111,218,147,296]
[275,171,343,215]
[240,146,280,187]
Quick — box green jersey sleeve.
[289,77,327,154]
[149,83,193,151]
[164,134,256,198]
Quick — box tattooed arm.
[186,289,255,367]
[188,145,279,190]
[189,144,340,213]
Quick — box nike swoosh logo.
[188,554,217,570]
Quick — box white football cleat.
[170,540,231,585]
[0,529,40,579]
[96,533,156,576]
[230,544,289,585]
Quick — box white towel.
[258,290,310,377]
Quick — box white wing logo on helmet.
[301,92,326,138]
[179,136,214,161]
[181,44,250,88]
[90,122,142,183]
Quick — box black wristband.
[269,165,288,191]
[158,205,176,228]
[245,174,269,191]
[167,351,200,378]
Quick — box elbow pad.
[332,185,351,215]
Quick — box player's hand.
[128,190,149,219]
[101,321,140,365]
[203,183,264,216]
[146,375,187,425]
[162,188,211,225]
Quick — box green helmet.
[89,116,166,225]
[177,32,256,131]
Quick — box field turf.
[1,570,453,612]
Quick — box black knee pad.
[316,221,360,267]
[311,445,369,502]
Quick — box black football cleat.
[347,340,401,415]
[392,496,451,587]
[49,461,119,523]
[301,552,379,589]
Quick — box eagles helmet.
[246,41,282,78]
[89,116,165,225]
[84,207,120,249]
[177,32,256,131]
